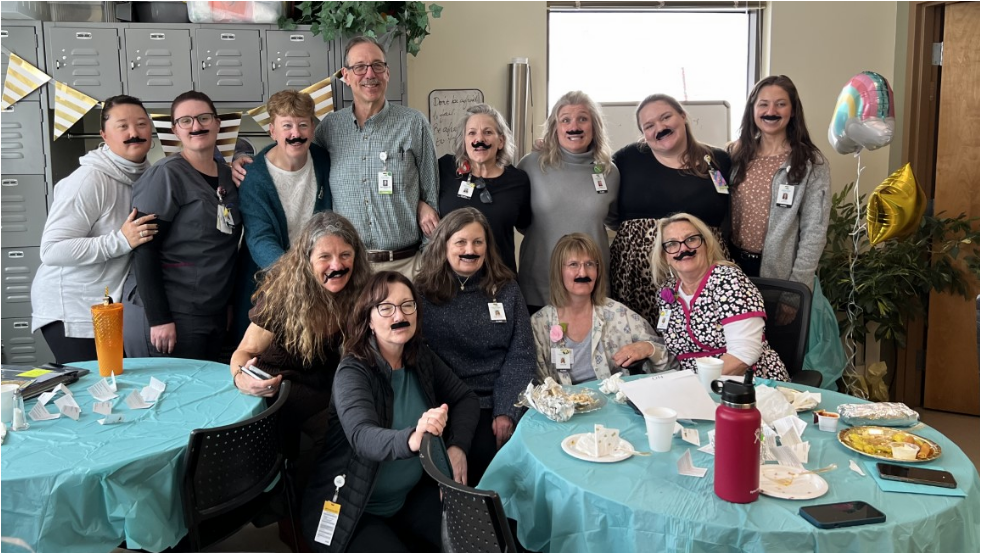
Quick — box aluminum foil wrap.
[837,402,920,427]
[516,378,575,422]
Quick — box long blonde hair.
[251,212,371,365]
[537,90,613,175]
[650,213,734,287]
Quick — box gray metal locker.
[46,27,123,107]
[124,28,194,102]
[1,25,43,102]
[1,318,55,365]
[339,35,406,105]
[2,247,41,318]
[1,175,47,248]
[265,30,332,95]
[0,102,46,175]
[195,28,263,103]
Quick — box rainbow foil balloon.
[828,71,896,155]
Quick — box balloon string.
[841,151,867,399]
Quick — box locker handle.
[131,61,136,70]
[202,61,207,70]
[2,179,19,186]
[270,61,277,71]
[7,251,25,258]
[55,59,61,70]
[13,322,29,329]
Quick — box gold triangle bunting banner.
[302,74,336,120]
[216,112,242,163]
[247,103,271,132]
[150,114,181,156]
[53,81,100,140]
[1,53,51,109]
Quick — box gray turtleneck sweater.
[515,148,620,307]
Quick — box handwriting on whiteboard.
[429,89,485,158]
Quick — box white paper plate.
[561,433,635,463]
[759,465,829,500]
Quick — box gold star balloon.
[867,163,926,246]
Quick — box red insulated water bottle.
[711,370,761,503]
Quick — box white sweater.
[31,145,149,337]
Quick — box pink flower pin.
[660,288,676,304]
[549,324,564,343]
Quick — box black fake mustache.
[566,129,584,136]
[391,321,411,330]
[470,140,492,150]
[189,129,210,136]
[761,115,782,121]
[573,276,593,283]
[459,254,480,260]
[655,129,673,140]
[325,268,350,280]
[285,137,308,145]
[123,137,147,144]
[673,249,697,261]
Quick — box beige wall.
[409,1,904,197]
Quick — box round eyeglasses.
[376,300,417,318]
[662,234,704,254]
[174,113,216,129]
[346,62,389,76]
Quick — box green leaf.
[345,12,355,28]
[430,3,443,18]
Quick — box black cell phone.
[241,365,273,380]
[876,462,957,489]
[799,501,886,529]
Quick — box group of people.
[30,33,831,552]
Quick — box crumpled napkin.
[516,378,575,422]
[756,385,797,426]
[776,386,822,412]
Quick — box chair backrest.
[180,381,291,550]
[418,433,518,553]
[749,277,812,378]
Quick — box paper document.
[619,370,717,420]
[88,379,119,402]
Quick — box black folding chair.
[418,433,518,553]
[179,381,297,551]
[750,277,823,388]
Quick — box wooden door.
[923,2,980,415]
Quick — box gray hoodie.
[31,145,150,337]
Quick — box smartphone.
[876,462,957,489]
[799,501,886,529]
[241,365,273,380]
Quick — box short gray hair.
[453,104,515,169]
[344,36,385,66]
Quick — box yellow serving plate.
[837,425,942,462]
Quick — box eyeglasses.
[174,113,216,129]
[662,234,704,254]
[376,300,417,318]
[566,261,599,271]
[473,178,493,204]
[346,62,389,76]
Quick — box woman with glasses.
[229,212,370,479]
[302,271,479,552]
[609,93,731,326]
[531,233,673,385]
[31,95,157,363]
[437,104,531,273]
[415,207,536,485]
[516,90,619,314]
[123,90,241,362]
[651,213,788,380]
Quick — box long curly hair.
[729,75,826,186]
[250,212,371,365]
[634,93,719,179]
[536,90,613,175]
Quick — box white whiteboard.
[600,100,731,152]
[428,89,485,158]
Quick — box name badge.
[552,347,573,369]
[656,308,672,332]
[314,501,341,546]
[378,172,393,195]
[592,173,608,194]
[216,204,234,234]
[457,180,475,199]
[776,184,795,207]
[709,169,729,194]
[488,302,506,323]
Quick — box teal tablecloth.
[478,379,981,553]
[0,358,263,553]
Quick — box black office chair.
[418,433,518,553]
[750,277,823,388]
[180,381,298,552]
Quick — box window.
[548,2,762,146]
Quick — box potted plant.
[279,1,443,56]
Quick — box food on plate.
[839,426,939,461]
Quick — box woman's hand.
[231,156,253,187]
[233,356,282,397]
[121,209,158,249]
[492,415,515,449]
[150,322,177,355]
[409,403,449,452]
[447,445,468,486]
[612,341,655,368]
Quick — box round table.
[0,358,263,553]
[478,378,981,553]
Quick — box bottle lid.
[713,369,756,406]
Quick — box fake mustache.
[761,115,782,121]
[470,140,492,150]
[285,137,308,145]
[655,128,673,140]
[391,320,411,330]
[123,137,148,144]
[324,268,350,281]
[573,276,593,283]
[189,129,210,136]
[673,249,697,261]
[459,254,480,260]
[565,129,584,136]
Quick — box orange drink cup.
[91,303,124,377]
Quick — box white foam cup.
[1,384,19,425]
[643,407,678,452]
[695,357,724,392]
